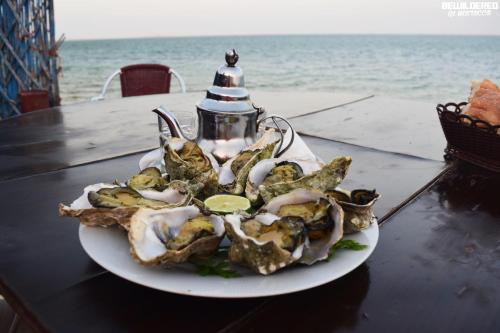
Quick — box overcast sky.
[55,0,500,40]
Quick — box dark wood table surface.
[0,91,499,333]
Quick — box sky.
[55,0,500,40]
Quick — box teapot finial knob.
[225,49,238,67]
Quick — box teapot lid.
[197,49,255,113]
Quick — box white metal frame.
[91,67,186,101]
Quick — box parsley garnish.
[191,247,240,279]
[195,261,240,278]
[328,239,368,259]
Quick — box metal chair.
[91,64,186,101]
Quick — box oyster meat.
[259,156,352,203]
[241,217,305,252]
[127,167,168,191]
[129,205,224,265]
[326,188,379,234]
[164,138,219,198]
[225,213,306,275]
[225,188,344,274]
[263,188,344,265]
[59,179,193,229]
[245,158,322,205]
[88,187,169,209]
[59,183,138,229]
[166,215,215,250]
[261,161,304,187]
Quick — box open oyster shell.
[59,180,193,230]
[128,205,224,265]
[259,156,352,203]
[218,130,278,195]
[225,213,306,275]
[326,189,379,234]
[224,188,344,275]
[245,158,323,206]
[88,187,170,209]
[164,138,219,198]
[263,188,344,265]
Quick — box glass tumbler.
[158,110,196,169]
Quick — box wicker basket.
[437,102,500,172]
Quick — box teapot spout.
[152,106,188,141]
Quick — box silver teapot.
[153,49,266,163]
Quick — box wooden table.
[0,91,499,333]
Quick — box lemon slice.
[204,195,251,213]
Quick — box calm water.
[59,35,500,104]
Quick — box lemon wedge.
[204,195,251,214]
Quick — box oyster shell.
[224,188,344,274]
[128,206,224,265]
[127,167,168,191]
[164,138,219,199]
[59,180,193,229]
[259,156,352,203]
[88,187,169,209]
[326,188,379,234]
[224,213,306,275]
[260,161,304,187]
[219,130,278,195]
[136,180,193,207]
[245,158,322,205]
[263,188,344,265]
[59,183,136,229]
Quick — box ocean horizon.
[59,34,500,105]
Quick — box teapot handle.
[256,115,295,158]
[253,103,267,121]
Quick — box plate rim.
[79,221,378,298]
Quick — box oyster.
[128,206,224,265]
[127,167,168,191]
[224,188,344,274]
[59,183,137,229]
[59,180,193,229]
[164,138,219,198]
[263,188,344,265]
[219,130,278,195]
[245,158,322,205]
[137,180,193,208]
[259,156,352,203]
[241,217,305,252]
[326,189,379,234]
[88,187,168,209]
[225,213,306,275]
[166,215,215,250]
[261,161,304,187]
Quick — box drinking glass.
[158,110,196,169]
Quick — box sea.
[58,35,500,105]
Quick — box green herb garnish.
[195,261,240,278]
[245,206,259,215]
[191,246,240,279]
[328,239,368,259]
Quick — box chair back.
[120,64,172,97]
[19,90,50,113]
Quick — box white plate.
[79,222,378,298]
